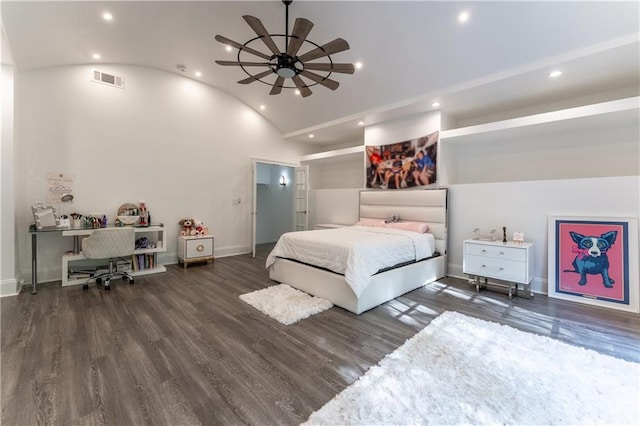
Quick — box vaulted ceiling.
[2,1,639,145]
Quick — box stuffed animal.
[179,218,195,236]
[193,219,207,236]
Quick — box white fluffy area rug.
[304,311,640,426]
[239,284,333,325]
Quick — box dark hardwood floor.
[2,244,639,425]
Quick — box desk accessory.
[31,202,59,230]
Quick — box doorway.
[253,162,295,256]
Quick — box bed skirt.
[268,255,446,314]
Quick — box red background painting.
[557,222,625,301]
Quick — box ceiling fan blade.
[303,62,355,74]
[238,70,274,84]
[243,15,281,55]
[298,38,350,63]
[215,35,271,60]
[292,75,312,97]
[270,77,285,95]
[287,18,314,56]
[215,60,270,67]
[300,70,339,91]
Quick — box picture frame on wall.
[548,215,639,313]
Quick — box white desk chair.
[82,227,135,290]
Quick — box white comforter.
[265,226,435,297]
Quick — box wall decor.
[365,130,438,190]
[548,215,639,313]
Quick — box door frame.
[251,157,299,258]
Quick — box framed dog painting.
[548,215,639,313]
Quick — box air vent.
[92,69,125,89]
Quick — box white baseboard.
[0,278,19,297]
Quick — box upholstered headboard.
[359,188,448,255]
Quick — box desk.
[29,224,166,294]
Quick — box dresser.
[463,239,534,299]
[178,235,214,268]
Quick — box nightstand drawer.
[464,242,526,261]
[185,238,213,258]
[464,255,527,283]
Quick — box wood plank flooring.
[2,244,639,425]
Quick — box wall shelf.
[441,97,639,144]
[300,145,364,163]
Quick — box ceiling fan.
[214,0,355,98]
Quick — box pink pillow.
[355,218,385,227]
[384,221,429,233]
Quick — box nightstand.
[463,239,534,299]
[178,235,214,268]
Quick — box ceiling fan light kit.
[215,0,354,98]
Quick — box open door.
[295,165,309,231]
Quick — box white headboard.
[359,188,448,255]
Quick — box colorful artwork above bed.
[365,131,438,189]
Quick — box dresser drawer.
[464,242,526,261]
[464,254,527,283]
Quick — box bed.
[267,188,448,314]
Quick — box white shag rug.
[239,284,333,325]
[304,311,640,426]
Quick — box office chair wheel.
[82,284,88,290]
[96,277,102,285]
[104,280,111,291]
[129,278,134,285]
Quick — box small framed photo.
[548,215,639,313]
[513,232,524,243]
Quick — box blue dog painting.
[564,231,618,288]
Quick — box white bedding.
[265,226,435,297]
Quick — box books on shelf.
[131,253,158,271]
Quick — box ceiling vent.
[92,69,125,89]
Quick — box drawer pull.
[481,264,486,268]
[499,267,504,271]
[500,251,504,255]
[481,249,486,252]
[196,244,205,252]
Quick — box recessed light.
[355,62,363,69]
[195,71,202,77]
[358,121,365,126]
[432,101,440,108]
[458,11,470,23]
[308,134,315,138]
[295,89,301,96]
[92,53,101,60]
[259,104,266,110]
[549,70,563,78]
[102,12,113,21]
[225,45,232,52]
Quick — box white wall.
[14,64,311,285]
[447,176,640,293]
[1,62,17,296]
[314,108,639,295]
[256,163,294,244]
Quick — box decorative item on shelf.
[58,193,74,228]
[502,226,507,244]
[279,175,286,186]
[513,232,525,244]
[116,202,140,226]
[472,228,497,241]
[138,201,149,227]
